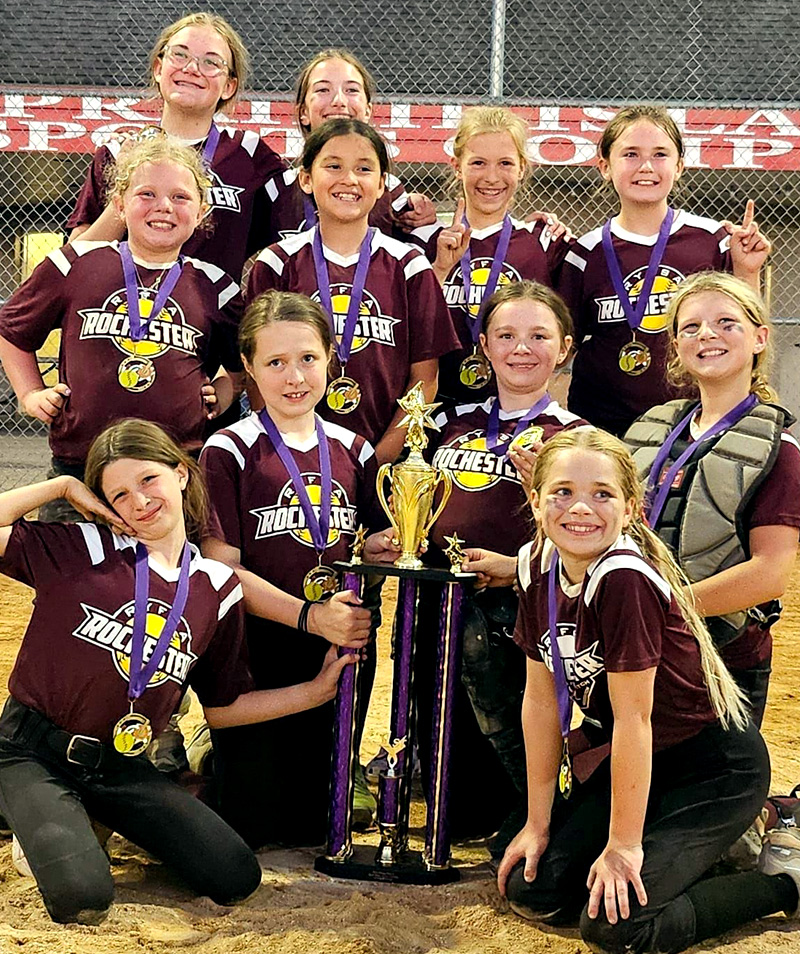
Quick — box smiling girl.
[0,419,351,924]
[68,12,286,282]
[248,118,458,463]
[411,107,572,404]
[495,427,800,953]
[558,105,770,436]
[624,272,800,726]
[200,290,395,846]
[0,138,242,519]
[264,49,436,239]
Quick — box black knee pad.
[44,871,114,925]
[505,863,565,923]
[205,846,262,905]
[579,907,644,954]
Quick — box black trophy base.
[315,844,460,885]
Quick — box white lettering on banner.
[580,107,616,132]
[18,120,85,151]
[527,134,597,165]
[0,122,10,149]
[0,94,63,118]
[386,104,420,129]
[723,137,793,169]
[249,101,281,125]
[538,106,569,132]
[732,109,800,139]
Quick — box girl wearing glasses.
[67,13,286,283]
[624,272,800,726]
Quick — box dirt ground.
[0,570,798,953]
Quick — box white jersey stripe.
[218,582,243,620]
[47,247,72,277]
[77,522,105,565]
[203,433,247,470]
[517,540,535,590]
[584,553,671,606]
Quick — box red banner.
[1,91,799,170]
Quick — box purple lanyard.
[645,394,759,527]
[547,555,573,739]
[119,242,184,342]
[601,208,674,332]
[201,122,220,167]
[259,410,332,557]
[311,226,374,371]
[460,214,513,345]
[486,392,551,456]
[302,194,317,230]
[129,542,191,701]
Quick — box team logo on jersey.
[78,288,203,392]
[594,265,685,333]
[72,599,197,689]
[444,259,521,314]
[432,430,521,492]
[310,286,400,352]
[206,170,244,214]
[538,622,604,708]
[249,475,357,546]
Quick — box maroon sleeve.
[66,147,114,229]
[208,287,244,375]
[589,568,666,672]
[406,258,459,363]
[0,256,69,351]
[187,574,255,707]
[200,441,244,550]
[712,222,733,273]
[554,249,587,343]
[246,250,284,303]
[245,141,289,255]
[513,547,545,661]
[356,440,385,533]
[745,436,800,531]
[546,233,574,282]
[0,519,96,588]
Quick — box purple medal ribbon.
[645,394,759,527]
[486,392,551,457]
[311,226,374,373]
[259,409,332,557]
[129,542,191,701]
[119,242,184,342]
[547,555,573,740]
[201,122,220,167]
[601,208,674,332]
[302,194,317,230]
[460,214,513,344]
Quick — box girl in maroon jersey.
[0,418,351,924]
[201,290,397,847]
[625,271,800,726]
[413,281,584,838]
[248,118,459,464]
[496,427,798,953]
[67,12,286,281]
[0,138,243,520]
[413,106,572,404]
[558,105,771,436]
[264,48,436,240]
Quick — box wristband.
[297,600,313,633]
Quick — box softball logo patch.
[595,265,684,333]
[72,599,196,688]
[250,475,357,546]
[311,286,400,352]
[432,430,521,492]
[444,258,521,315]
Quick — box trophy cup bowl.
[377,456,452,570]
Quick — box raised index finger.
[742,198,755,229]
[453,198,466,227]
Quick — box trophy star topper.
[442,533,467,573]
[396,381,441,453]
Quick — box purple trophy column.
[424,580,465,869]
[376,575,419,863]
[324,570,364,861]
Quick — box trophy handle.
[376,463,400,541]
[423,469,452,539]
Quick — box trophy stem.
[375,575,418,863]
[324,570,364,861]
[424,581,465,869]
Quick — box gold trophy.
[376,382,452,569]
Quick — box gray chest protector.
[625,399,789,647]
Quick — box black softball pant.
[0,698,261,924]
[505,719,792,953]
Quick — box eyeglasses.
[162,45,230,78]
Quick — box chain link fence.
[1,0,800,488]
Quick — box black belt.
[0,697,113,771]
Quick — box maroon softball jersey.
[67,128,286,281]
[201,413,383,598]
[0,241,243,464]
[558,210,732,434]
[515,535,717,751]
[429,398,587,555]
[0,520,252,742]
[411,217,571,403]
[247,229,459,445]
[264,167,412,243]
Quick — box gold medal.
[618,340,651,376]
[558,741,573,799]
[459,349,493,389]
[118,355,156,392]
[326,376,361,414]
[509,425,545,454]
[112,711,153,757]
[303,564,338,602]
